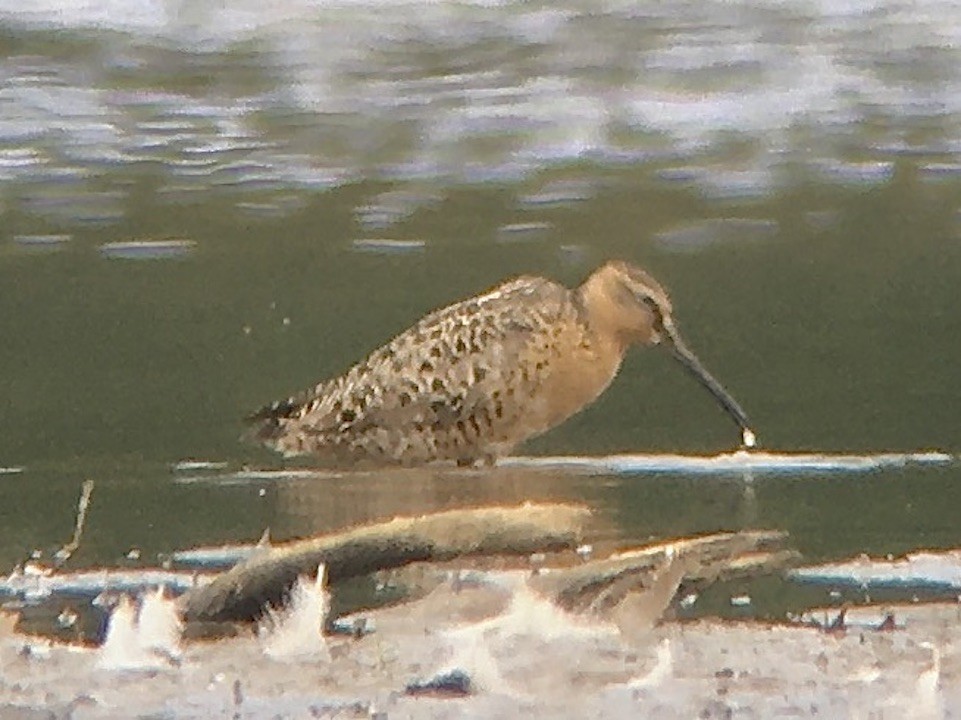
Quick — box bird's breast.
[520,328,626,438]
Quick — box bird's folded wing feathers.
[247,276,571,444]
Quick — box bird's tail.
[243,396,305,445]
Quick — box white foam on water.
[97,592,182,671]
[504,450,953,475]
[171,468,333,485]
[171,460,229,472]
[171,544,259,568]
[230,469,333,481]
[790,550,961,590]
[98,596,146,670]
[136,586,183,661]
[0,568,206,600]
[167,451,953,489]
[259,564,330,662]
[172,529,270,568]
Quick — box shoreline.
[2,578,958,719]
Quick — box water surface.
[2,0,961,625]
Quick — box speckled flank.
[246,261,750,466]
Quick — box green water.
[2,3,961,625]
[2,165,960,586]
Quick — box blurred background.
[0,0,959,616]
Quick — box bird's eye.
[641,295,666,331]
[637,294,668,344]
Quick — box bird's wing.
[250,275,572,455]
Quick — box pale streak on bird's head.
[579,260,674,348]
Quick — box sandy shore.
[1,571,958,719]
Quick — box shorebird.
[247,261,754,467]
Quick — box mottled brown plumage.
[247,261,753,466]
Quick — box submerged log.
[529,530,797,626]
[180,502,589,623]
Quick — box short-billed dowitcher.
[247,261,754,466]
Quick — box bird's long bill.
[662,322,752,435]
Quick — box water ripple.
[0,0,959,217]
[99,239,196,260]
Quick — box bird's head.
[583,260,674,347]
[580,260,755,447]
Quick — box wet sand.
[2,574,958,719]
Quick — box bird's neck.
[575,277,632,355]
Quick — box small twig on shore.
[53,480,95,567]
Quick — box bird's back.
[247,274,591,466]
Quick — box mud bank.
[2,577,958,719]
